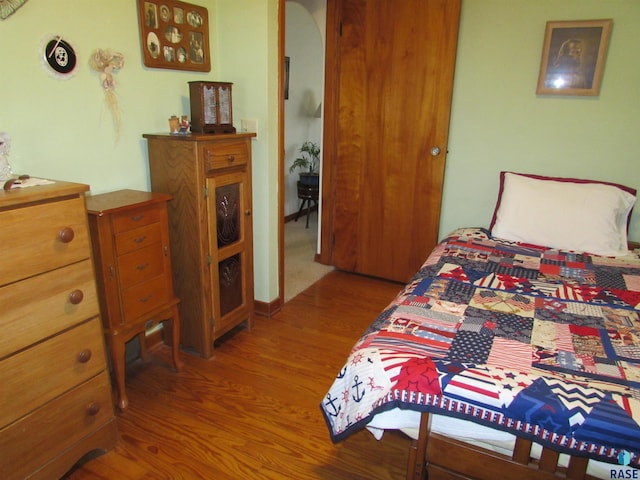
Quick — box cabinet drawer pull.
[86,402,101,416]
[131,214,144,222]
[134,235,147,244]
[69,289,84,304]
[58,227,75,243]
[227,155,235,163]
[139,294,152,303]
[136,262,149,271]
[78,349,92,363]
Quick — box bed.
[321,172,640,479]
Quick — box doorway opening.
[283,0,331,302]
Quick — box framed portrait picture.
[137,0,210,72]
[536,19,612,96]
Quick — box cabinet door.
[206,170,253,336]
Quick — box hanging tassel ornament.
[90,49,125,140]
[0,0,29,20]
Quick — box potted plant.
[289,141,320,186]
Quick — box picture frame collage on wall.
[536,19,612,96]
[137,0,210,72]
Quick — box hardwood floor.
[66,271,409,480]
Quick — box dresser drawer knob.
[58,227,75,243]
[86,402,101,416]
[227,155,235,163]
[69,289,84,305]
[78,349,92,363]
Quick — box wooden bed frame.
[406,412,603,480]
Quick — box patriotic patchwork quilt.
[321,228,640,467]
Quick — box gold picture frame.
[536,19,612,96]
[137,0,210,72]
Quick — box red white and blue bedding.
[321,228,640,468]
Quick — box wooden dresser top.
[86,189,172,216]
[142,132,256,141]
[0,179,88,209]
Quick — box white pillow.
[490,172,636,256]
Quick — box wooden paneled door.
[321,0,461,282]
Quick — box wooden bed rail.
[407,411,431,479]
[407,412,597,480]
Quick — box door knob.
[430,147,441,157]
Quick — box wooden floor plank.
[65,271,409,480]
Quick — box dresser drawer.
[0,372,114,480]
[0,259,99,359]
[115,221,163,256]
[121,274,171,320]
[111,202,163,234]
[0,196,90,286]
[203,141,249,173]
[117,243,165,289]
[0,317,107,427]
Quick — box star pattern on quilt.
[394,357,441,394]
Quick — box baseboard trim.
[254,298,282,317]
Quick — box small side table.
[87,189,184,409]
[294,181,319,228]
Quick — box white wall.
[284,1,324,216]
[442,1,640,242]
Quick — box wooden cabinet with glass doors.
[143,132,255,359]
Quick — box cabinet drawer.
[122,274,171,320]
[0,317,107,427]
[117,243,165,289]
[0,259,99,359]
[0,196,90,286]
[115,221,162,256]
[111,203,163,234]
[203,141,249,173]
[0,372,114,480]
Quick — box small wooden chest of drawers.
[0,180,117,480]
[86,189,183,410]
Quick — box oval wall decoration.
[42,36,78,79]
